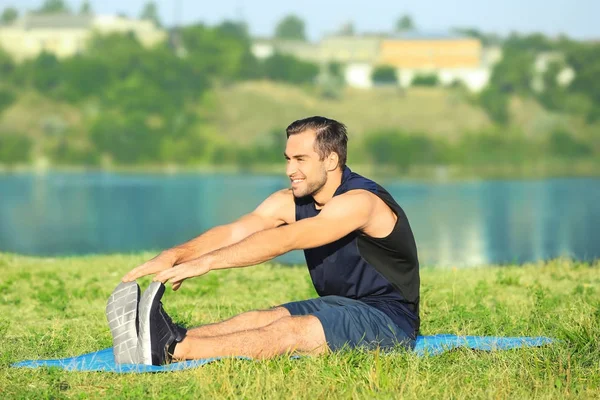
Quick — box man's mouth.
[291,178,305,184]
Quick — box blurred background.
[0,0,598,266]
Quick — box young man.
[110,116,420,366]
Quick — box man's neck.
[312,169,344,209]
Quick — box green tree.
[140,1,161,27]
[565,42,600,122]
[274,15,306,40]
[90,113,161,164]
[395,15,414,32]
[180,23,252,82]
[479,87,510,125]
[412,74,439,86]
[536,61,567,111]
[0,134,32,165]
[451,27,501,46]
[79,0,92,15]
[0,47,14,77]
[364,130,441,170]
[58,55,110,102]
[0,88,16,115]
[504,33,554,52]
[36,0,71,14]
[548,129,592,158]
[488,49,535,94]
[262,53,318,84]
[371,65,397,85]
[1,7,18,24]
[19,52,64,95]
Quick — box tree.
[1,7,18,24]
[412,74,439,87]
[262,53,318,84]
[274,15,306,40]
[0,134,32,165]
[371,65,397,85]
[79,0,92,15]
[479,87,510,125]
[488,49,535,94]
[565,41,600,122]
[36,0,71,14]
[451,27,501,46]
[0,88,16,115]
[0,47,14,77]
[395,15,414,32]
[140,1,161,27]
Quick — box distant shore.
[1,159,599,182]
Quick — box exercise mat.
[11,334,555,373]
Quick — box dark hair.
[286,116,348,169]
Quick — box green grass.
[0,253,598,399]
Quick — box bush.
[451,132,535,165]
[90,113,162,164]
[261,53,319,84]
[412,74,439,87]
[363,130,444,170]
[371,66,397,85]
[0,88,15,114]
[547,129,593,158]
[0,133,32,165]
[479,87,510,125]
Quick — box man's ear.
[327,152,339,171]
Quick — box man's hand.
[122,251,178,282]
[153,256,212,291]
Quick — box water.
[0,171,598,266]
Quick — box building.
[379,32,490,92]
[0,13,166,62]
[251,32,499,92]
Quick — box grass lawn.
[0,253,598,399]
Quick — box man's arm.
[154,191,375,288]
[164,189,293,264]
[122,189,294,282]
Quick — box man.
[109,116,420,366]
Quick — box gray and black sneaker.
[105,281,140,364]
[137,282,187,365]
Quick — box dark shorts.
[281,295,415,352]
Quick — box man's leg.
[186,306,291,338]
[173,315,328,360]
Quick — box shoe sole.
[137,281,164,365]
[106,281,140,364]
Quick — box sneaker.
[137,282,187,365]
[105,281,140,364]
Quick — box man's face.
[285,130,328,198]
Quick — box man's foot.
[106,281,140,364]
[137,282,187,365]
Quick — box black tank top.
[294,166,420,338]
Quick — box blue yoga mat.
[11,334,555,373]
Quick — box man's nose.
[286,160,296,177]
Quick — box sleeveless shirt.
[294,166,420,338]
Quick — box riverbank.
[1,158,599,183]
[0,254,598,398]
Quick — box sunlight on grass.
[0,253,598,398]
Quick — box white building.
[0,13,166,62]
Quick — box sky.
[2,0,598,41]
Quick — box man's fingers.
[154,268,176,283]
